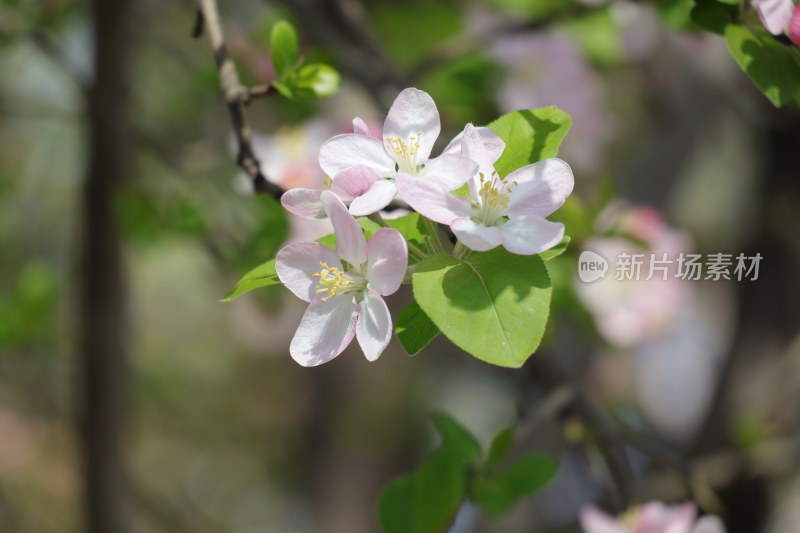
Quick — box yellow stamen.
[385,131,424,173]
[312,262,352,302]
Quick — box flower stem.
[423,218,445,254]
[453,241,468,260]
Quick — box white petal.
[451,217,503,252]
[319,134,395,178]
[499,215,564,255]
[754,0,793,34]
[442,125,505,164]
[395,174,471,225]
[321,190,367,267]
[383,88,440,165]
[276,242,341,302]
[281,188,326,219]
[459,123,499,178]
[352,117,371,136]
[349,180,397,216]
[692,516,726,533]
[330,165,378,202]
[290,295,358,366]
[366,228,408,296]
[579,507,627,533]
[506,158,574,218]
[421,153,478,190]
[356,289,392,361]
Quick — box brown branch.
[194,0,283,199]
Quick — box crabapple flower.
[753,0,800,46]
[275,191,408,366]
[318,88,478,207]
[399,123,574,255]
[580,502,726,533]
[281,164,397,218]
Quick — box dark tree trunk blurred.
[78,0,136,531]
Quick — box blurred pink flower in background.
[581,502,725,533]
[576,206,691,348]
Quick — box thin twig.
[194,0,283,199]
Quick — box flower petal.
[352,117,370,136]
[692,516,726,533]
[790,4,800,47]
[290,295,358,366]
[356,288,392,361]
[459,123,500,177]
[753,0,793,35]
[383,88,440,165]
[321,190,367,267]
[349,180,397,216]
[421,153,478,190]
[395,174,471,225]
[276,242,342,302]
[506,158,574,218]
[366,228,408,296]
[442,125,506,164]
[499,215,564,255]
[319,134,395,178]
[451,217,503,251]
[330,165,378,202]
[579,506,627,533]
[281,188,326,219]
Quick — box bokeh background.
[1,0,799,532]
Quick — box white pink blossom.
[580,502,725,533]
[275,191,407,366]
[398,123,573,255]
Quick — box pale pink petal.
[692,516,726,533]
[353,117,371,136]
[349,180,397,216]
[442,126,505,164]
[366,228,408,296]
[276,242,342,302]
[281,188,326,219]
[790,4,800,47]
[499,216,564,255]
[356,288,392,361]
[451,217,504,251]
[459,123,499,177]
[753,0,793,34]
[395,174,471,225]
[421,153,478,190]
[506,158,574,218]
[290,295,358,366]
[330,165,378,202]
[383,88,440,165]
[319,134,395,178]
[321,190,367,267]
[659,503,697,533]
[579,506,627,533]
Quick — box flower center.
[313,262,364,301]
[475,171,514,226]
[386,132,424,174]
[617,507,640,530]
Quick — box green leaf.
[270,20,299,77]
[539,236,570,261]
[470,454,558,517]
[378,413,481,533]
[487,107,572,177]
[221,259,279,302]
[395,302,439,356]
[725,25,800,107]
[690,1,737,35]
[384,212,432,253]
[412,249,552,367]
[295,63,341,98]
[487,427,514,468]
[271,80,293,99]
